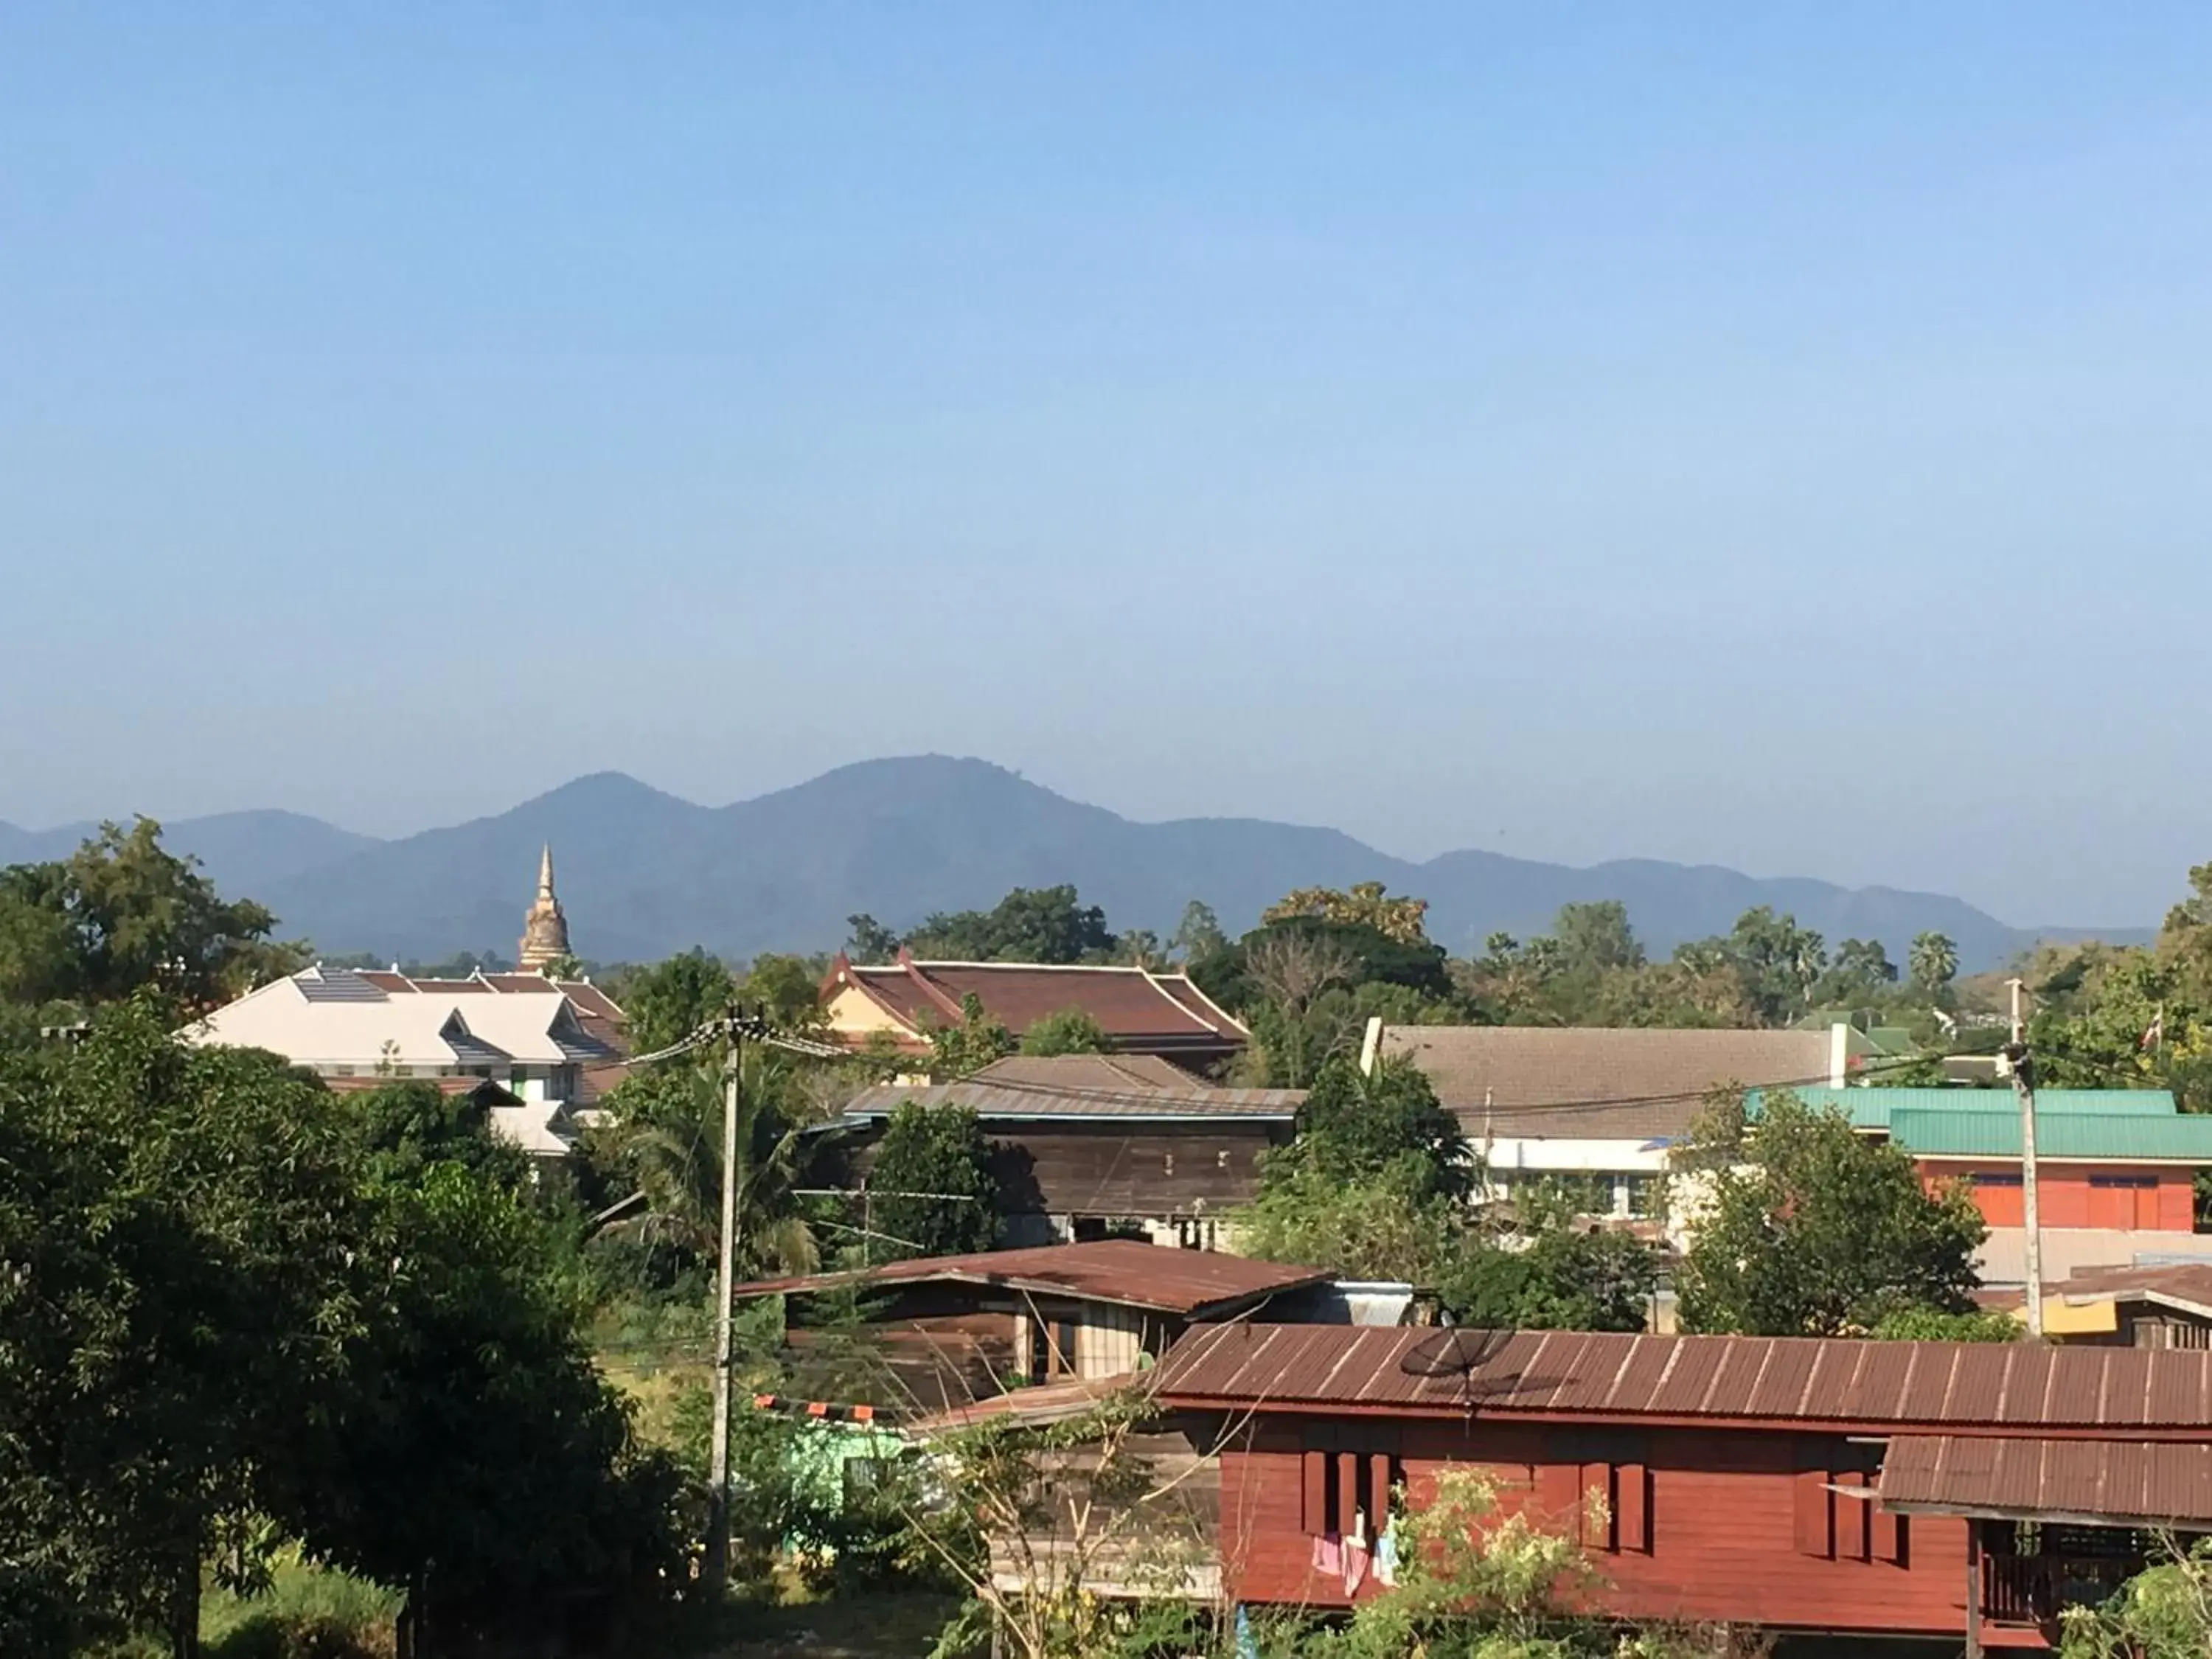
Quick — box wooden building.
[729,1240,1329,1419]
[2042,1262,2212,1349]
[1135,1323,2212,1651]
[819,1054,1301,1249]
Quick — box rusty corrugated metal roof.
[731,1239,1330,1316]
[1881,1434,2212,1526]
[1150,1324,2212,1432]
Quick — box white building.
[184,963,627,1156]
[1363,1019,1867,1242]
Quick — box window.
[2090,1173,2157,1189]
[330,1065,355,1078]
[1970,1172,2023,1189]
[1024,1312,1078,1380]
[1621,1175,1659,1219]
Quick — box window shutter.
[1834,1470,1869,1562]
[1335,1452,1361,1539]
[1302,1450,1329,1535]
[1616,1463,1650,1554]
[1582,1461,1616,1550]
[1793,1468,1833,1558]
[1537,1461,1581,1527]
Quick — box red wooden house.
[1147,1323,2212,1652]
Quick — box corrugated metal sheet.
[731,1239,1330,1315]
[839,1079,1302,1121]
[1768,1087,2177,1130]
[1892,1109,2212,1161]
[1150,1324,2212,1430]
[1881,1434,2212,1525]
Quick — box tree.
[903,885,1117,964]
[1677,908,1829,1026]
[596,1051,820,1279]
[1238,1153,1466,1283]
[740,951,827,1029]
[1439,1185,1658,1333]
[1234,930,1356,1087]
[0,819,306,1017]
[924,992,1016,1079]
[341,1078,533,1189]
[1114,928,1165,969]
[1284,1055,1475,1201]
[1908,931,1961,1001]
[1551,901,1645,975]
[1819,937,1899,1005]
[1676,1091,1986,1336]
[1263,880,1431,945]
[844,914,902,964]
[1169,900,1227,964]
[1020,1008,1112,1057]
[0,1004,367,1656]
[618,948,734,1057]
[866,1102,1000,1261]
[2061,1538,2212,1658]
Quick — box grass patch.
[717,1583,965,1657]
[200,1555,401,1659]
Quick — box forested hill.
[4,757,2146,968]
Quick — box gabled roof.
[824,954,1248,1053]
[1384,1025,1840,1141]
[184,967,620,1069]
[837,1052,1301,1123]
[730,1239,1329,1318]
[1151,1323,2212,1436]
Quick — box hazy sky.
[4,6,2210,927]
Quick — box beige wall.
[824,984,915,1040]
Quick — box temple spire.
[518,844,573,972]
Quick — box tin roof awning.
[1880,1434,2212,1529]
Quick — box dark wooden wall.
[832,1118,1291,1220]
[1211,1416,1975,1640]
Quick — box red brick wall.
[1217,1419,1974,1641]
[1924,1161,2195,1231]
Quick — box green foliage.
[1170,899,1228,963]
[901,885,1118,964]
[594,1052,821,1281]
[1019,1008,1112,1057]
[1461,907,1746,1031]
[1816,938,1899,1006]
[1263,882,1433,946]
[924,992,1016,1078]
[1871,1307,2021,1343]
[1239,1152,1467,1284]
[1678,907,1829,1027]
[1551,901,1646,974]
[1284,1057,1474,1202]
[0,1001,689,1658]
[1440,1207,1658,1334]
[1676,1091,1986,1336]
[1907,931,1960,998]
[844,913,904,964]
[740,951,829,1029]
[866,1102,1001,1261]
[2060,1538,2212,1658]
[338,1078,533,1189]
[617,947,734,1056]
[195,1554,401,1659]
[0,819,307,1018]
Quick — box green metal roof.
[1888,1107,2212,1163]
[1751,1085,2177,1131]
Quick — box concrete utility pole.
[703,1004,765,1595]
[2003,978,2044,1339]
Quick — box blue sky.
[4,5,2210,926]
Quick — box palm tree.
[1909,932,1960,1000]
[599,1046,819,1279]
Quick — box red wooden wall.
[1217,1417,1975,1641]
[1924,1161,2194,1231]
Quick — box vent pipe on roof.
[1359,1016,1384,1076]
[1829,1023,1849,1088]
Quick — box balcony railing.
[1983,1552,2138,1626]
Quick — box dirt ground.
[715,1589,964,1658]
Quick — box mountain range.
[0,756,2151,971]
